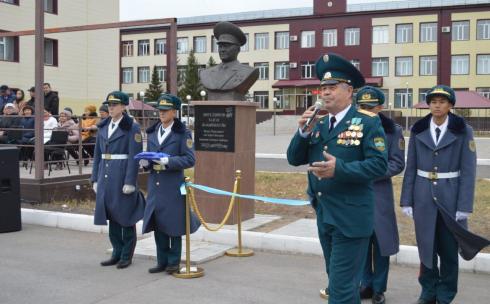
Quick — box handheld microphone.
[302,100,324,132]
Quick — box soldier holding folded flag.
[140,93,200,275]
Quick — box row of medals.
[337,124,363,146]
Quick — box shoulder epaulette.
[357,109,376,117]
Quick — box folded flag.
[134,151,170,160]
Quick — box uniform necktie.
[111,123,115,131]
[329,116,336,132]
[160,126,165,136]
[435,127,441,143]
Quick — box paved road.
[1,225,489,304]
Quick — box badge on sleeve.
[134,133,142,143]
[399,138,405,150]
[469,140,476,152]
[374,137,386,152]
[186,138,193,149]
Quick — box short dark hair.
[43,83,51,88]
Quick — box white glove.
[456,211,470,221]
[92,182,97,193]
[122,184,135,194]
[152,157,169,166]
[402,206,413,218]
[139,159,149,167]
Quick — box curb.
[21,208,490,274]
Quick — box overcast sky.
[120,0,404,20]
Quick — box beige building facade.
[0,0,120,114]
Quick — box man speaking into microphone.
[287,53,388,304]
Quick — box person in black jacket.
[43,83,59,116]
[0,103,22,144]
[19,105,35,161]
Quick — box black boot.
[372,293,385,304]
[360,286,374,299]
[148,265,167,274]
[116,260,132,269]
[100,257,119,266]
[166,264,180,274]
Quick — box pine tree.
[145,66,163,102]
[178,49,202,101]
[207,56,217,67]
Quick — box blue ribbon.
[184,182,309,206]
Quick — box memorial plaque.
[195,105,235,152]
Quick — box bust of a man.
[199,21,259,101]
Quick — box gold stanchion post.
[173,177,205,279]
[225,170,254,257]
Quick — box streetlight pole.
[185,94,191,125]
[140,91,145,128]
[272,97,278,136]
[405,82,409,131]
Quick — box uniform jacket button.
[156,182,160,186]
[104,174,108,178]
[317,192,322,197]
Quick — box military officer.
[141,94,200,275]
[91,91,144,269]
[287,53,388,304]
[355,86,405,304]
[400,85,479,304]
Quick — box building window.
[350,59,360,70]
[372,26,389,44]
[420,22,437,42]
[138,39,150,56]
[380,89,389,108]
[477,20,490,40]
[396,24,413,43]
[211,36,218,53]
[155,66,166,82]
[372,57,388,77]
[476,87,490,99]
[451,55,469,75]
[254,91,269,109]
[193,36,206,53]
[395,57,412,76]
[138,66,150,83]
[44,38,57,66]
[301,61,315,79]
[452,21,470,41]
[345,28,360,46]
[121,41,133,57]
[394,88,413,108]
[254,62,269,80]
[275,31,289,49]
[121,67,133,84]
[0,36,18,62]
[477,54,490,74]
[44,0,57,14]
[419,88,431,104]
[1,0,19,5]
[154,39,166,55]
[255,33,269,50]
[241,34,249,52]
[419,56,437,76]
[323,29,337,47]
[177,66,187,83]
[177,37,188,54]
[301,31,315,48]
[274,62,289,80]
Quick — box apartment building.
[0,0,120,114]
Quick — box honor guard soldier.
[355,86,405,304]
[141,94,200,275]
[91,91,144,269]
[400,85,485,304]
[287,53,388,304]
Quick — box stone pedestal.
[192,101,257,224]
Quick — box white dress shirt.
[158,121,173,145]
[430,115,448,146]
[107,116,123,138]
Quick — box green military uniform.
[287,53,388,304]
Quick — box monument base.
[193,101,257,224]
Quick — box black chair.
[6,126,24,144]
[45,130,70,176]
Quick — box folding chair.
[45,130,71,176]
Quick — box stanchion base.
[225,248,254,257]
[173,266,205,279]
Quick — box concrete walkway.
[1,225,489,304]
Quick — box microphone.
[302,100,324,132]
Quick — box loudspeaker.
[0,147,21,233]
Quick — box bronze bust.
[199,21,259,101]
